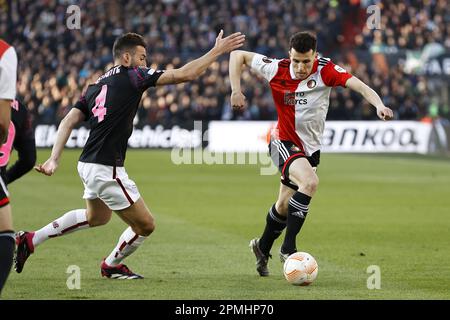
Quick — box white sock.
[104,227,146,267]
[32,209,89,247]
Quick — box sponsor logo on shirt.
[284,92,307,105]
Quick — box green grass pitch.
[3,149,450,299]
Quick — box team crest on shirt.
[307,79,317,89]
[262,57,272,63]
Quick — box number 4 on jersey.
[92,84,108,122]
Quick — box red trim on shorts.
[116,177,134,205]
[0,197,10,207]
[281,153,305,178]
[61,221,89,234]
[112,165,134,206]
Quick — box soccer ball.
[283,252,318,286]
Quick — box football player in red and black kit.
[15,31,245,279]
[0,38,18,295]
[229,31,393,276]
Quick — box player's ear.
[123,52,130,65]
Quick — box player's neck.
[115,59,131,67]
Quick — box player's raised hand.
[34,158,58,176]
[376,105,394,121]
[214,30,245,54]
[231,91,246,110]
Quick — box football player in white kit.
[229,31,393,276]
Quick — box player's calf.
[281,192,312,256]
[104,226,148,267]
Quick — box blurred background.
[1,0,449,153]
[1,0,449,124]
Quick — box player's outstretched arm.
[229,50,256,110]
[156,30,245,85]
[346,76,394,121]
[35,108,85,176]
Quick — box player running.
[0,38,18,294]
[15,31,245,279]
[228,31,393,276]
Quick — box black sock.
[0,231,15,295]
[281,192,311,254]
[259,204,287,256]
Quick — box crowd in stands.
[1,0,449,128]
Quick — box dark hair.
[289,31,317,53]
[113,33,147,59]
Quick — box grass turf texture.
[3,150,450,299]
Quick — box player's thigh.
[115,197,154,236]
[275,182,296,216]
[85,198,112,226]
[288,157,319,195]
[0,204,13,231]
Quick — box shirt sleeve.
[320,60,353,87]
[250,54,280,82]
[72,95,89,120]
[0,47,18,100]
[128,67,165,91]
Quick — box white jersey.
[251,53,352,156]
[0,39,18,100]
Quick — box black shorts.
[268,139,320,190]
[0,175,9,208]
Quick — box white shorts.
[77,161,141,211]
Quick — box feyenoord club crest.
[307,79,317,88]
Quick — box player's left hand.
[376,106,394,121]
[231,91,246,110]
[35,158,58,176]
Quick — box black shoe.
[279,250,291,263]
[101,259,144,279]
[249,238,271,277]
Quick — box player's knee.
[87,215,110,227]
[135,218,155,236]
[302,176,319,194]
[86,210,111,227]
